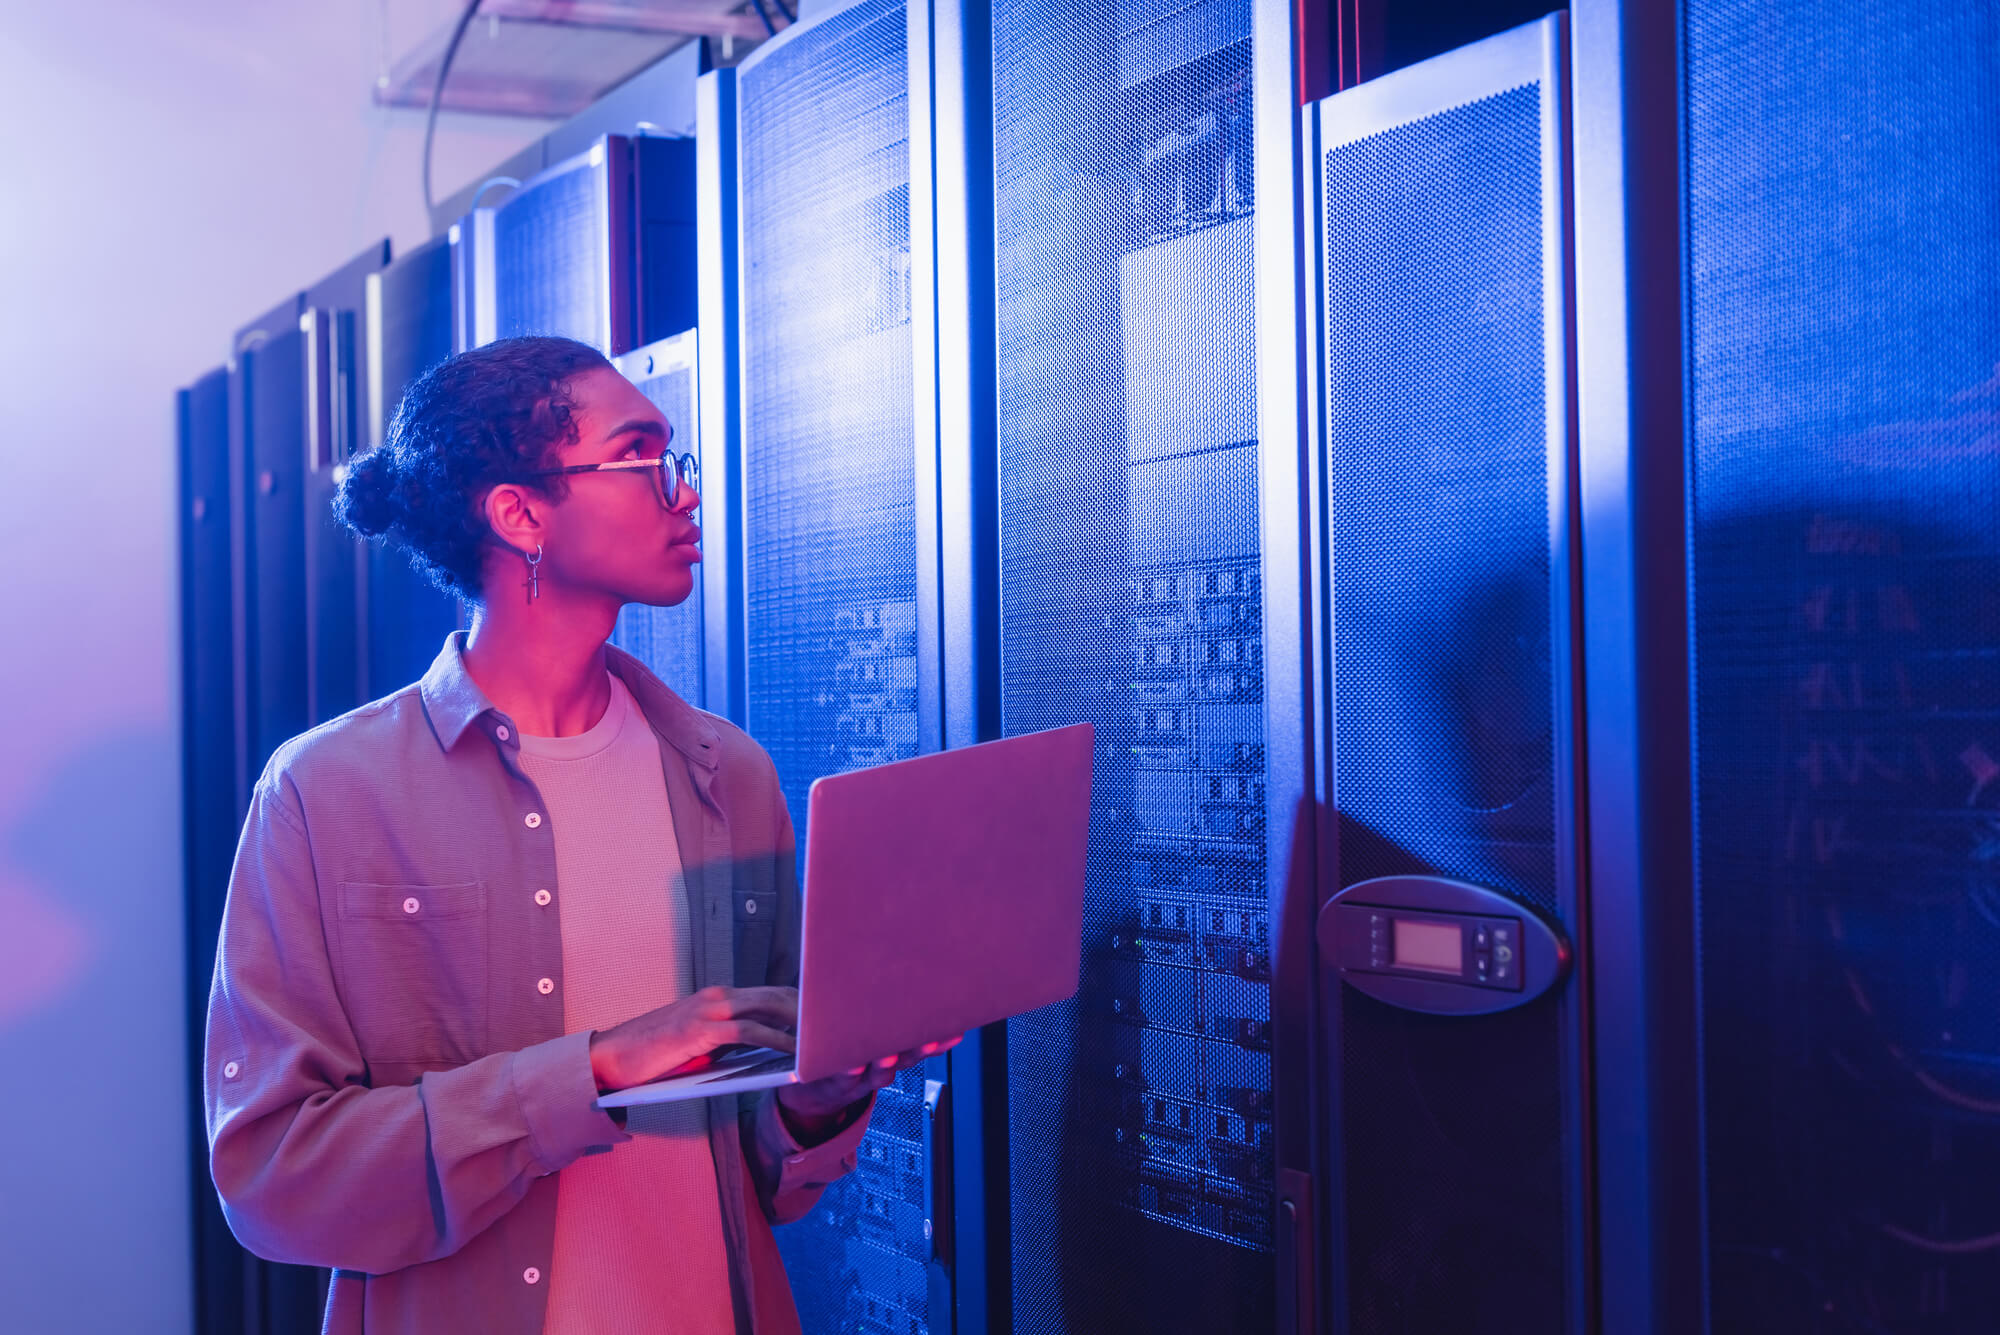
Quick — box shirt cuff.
[512,1030,630,1173]
[756,1088,874,1173]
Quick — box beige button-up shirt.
[204,634,872,1334]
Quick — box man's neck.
[462,593,620,738]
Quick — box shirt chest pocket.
[334,881,490,1065]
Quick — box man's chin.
[621,579,697,610]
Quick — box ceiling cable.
[423,0,488,216]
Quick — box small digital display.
[1392,919,1463,975]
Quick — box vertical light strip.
[364,272,385,453]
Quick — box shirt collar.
[418,630,721,770]
[417,632,493,752]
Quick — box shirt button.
[523,1267,541,1285]
[535,889,552,907]
[496,725,511,741]
[402,897,420,915]
[745,899,758,916]
[538,978,555,995]
[223,1061,241,1079]
[525,812,543,829]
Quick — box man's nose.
[672,481,701,516]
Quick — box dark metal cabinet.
[1300,18,1586,1334]
[732,3,942,1331]
[983,0,1279,1330]
[475,133,698,357]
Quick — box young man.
[204,336,939,1334]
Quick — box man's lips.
[669,523,702,549]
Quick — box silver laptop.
[597,723,1094,1108]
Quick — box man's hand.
[774,1035,964,1141]
[589,985,801,1092]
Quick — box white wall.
[0,5,557,1330]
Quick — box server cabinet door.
[180,369,247,1335]
[181,369,237,989]
[484,135,696,358]
[225,333,332,1335]
[240,327,312,777]
[491,138,628,353]
[611,331,706,707]
[360,238,463,697]
[1678,2,2000,1328]
[736,2,940,1331]
[302,309,360,725]
[987,1,1276,1330]
[1307,17,1587,1335]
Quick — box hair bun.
[336,447,400,539]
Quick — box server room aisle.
[5,0,1992,1333]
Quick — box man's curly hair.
[336,335,613,600]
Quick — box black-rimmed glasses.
[525,446,699,509]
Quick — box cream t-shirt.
[520,674,736,1335]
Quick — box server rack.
[360,234,463,698]
[177,368,247,1335]
[1299,17,1585,1334]
[299,242,393,726]
[611,330,708,707]
[1577,0,2000,1331]
[227,294,298,816]
[301,302,363,725]
[202,243,389,1335]
[234,321,310,789]
[973,0,1284,1330]
[229,240,392,793]
[729,1,947,1329]
[477,134,698,356]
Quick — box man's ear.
[484,481,546,555]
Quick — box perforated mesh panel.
[611,359,703,706]
[1685,4,2000,1327]
[993,1,1270,1329]
[493,156,609,350]
[1326,87,1554,909]
[1322,85,1568,1333]
[738,4,929,1331]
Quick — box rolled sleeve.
[508,1030,629,1172]
[744,1090,876,1225]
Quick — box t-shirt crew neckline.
[515,675,635,763]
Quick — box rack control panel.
[1320,875,1570,1016]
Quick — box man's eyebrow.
[603,419,667,442]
